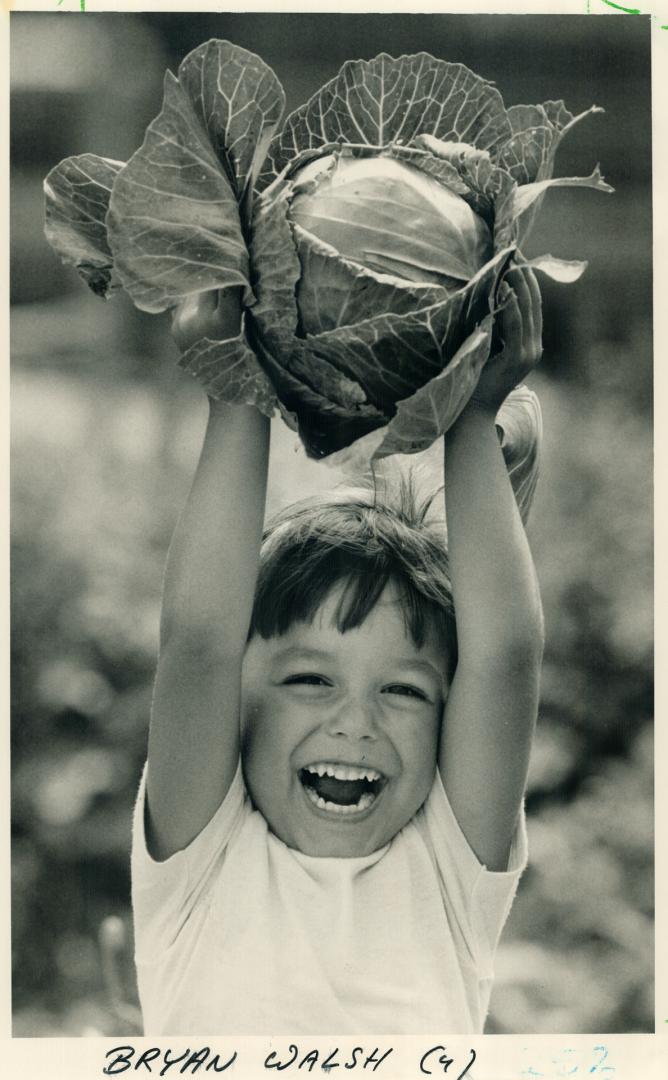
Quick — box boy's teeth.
[304,785,377,815]
[307,762,382,782]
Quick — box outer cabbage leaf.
[373,316,494,457]
[177,39,285,218]
[511,165,614,220]
[248,177,301,339]
[496,102,604,185]
[106,40,285,314]
[497,104,561,187]
[178,329,278,415]
[541,99,577,130]
[519,253,588,283]
[43,154,124,297]
[107,71,251,313]
[496,104,610,243]
[258,52,513,191]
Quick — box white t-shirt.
[131,764,527,1035]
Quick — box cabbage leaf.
[43,154,124,297]
[178,328,278,414]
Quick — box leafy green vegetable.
[44,154,124,297]
[43,39,613,475]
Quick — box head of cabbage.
[43,40,613,469]
[289,153,493,297]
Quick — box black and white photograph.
[7,2,660,1074]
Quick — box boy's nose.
[326,698,379,741]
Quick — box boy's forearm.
[444,401,544,667]
[159,400,270,658]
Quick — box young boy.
[131,269,545,1035]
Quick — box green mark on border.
[602,0,642,10]
[598,0,668,24]
[57,0,87,10]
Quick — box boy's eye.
[383,684,428,701]
[282,674,331,687]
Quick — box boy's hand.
[171,287,243,354]
[471,266,543,412]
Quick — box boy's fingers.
[497,286,523,353]
[505,269,532,337]
[524,269,543,351]
[505,267,541,358]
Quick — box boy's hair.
[249,480,458,680]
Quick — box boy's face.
[241,583,447,857]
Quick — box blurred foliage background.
[10,12,653,1036]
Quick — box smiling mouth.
[299,761,386,816]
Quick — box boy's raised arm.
[439,268,545,872]
[146,291,269,861]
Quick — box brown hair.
[249,481,457,680]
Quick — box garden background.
[10,11,653,1035]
